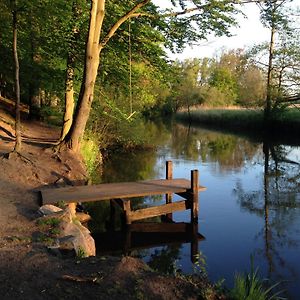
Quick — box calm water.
[89,120,300,299]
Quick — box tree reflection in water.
[234,140,300,298]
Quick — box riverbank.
[176,108,300,136]
[0,108,219,300]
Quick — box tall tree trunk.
[28,14,42,120]
[265,22,276,123]
[59,53,75,142]
[58,1,82,142]
[64,0,105,152]
[12,6,21,153]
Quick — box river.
[88,119,300,299]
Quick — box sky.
[152,1,272,60]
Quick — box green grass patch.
[176,108,300,134]
[230,257,285,300]
[176,109,264,130]
[80,130,102,177]
[36,217,61,227]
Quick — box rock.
[37,204,95,257]
[59,220,96,257]
[75,212,91,223]
[38,204,62,216]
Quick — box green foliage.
[36,216,61,245]
[230,257,285,300]
[76,246,87,259]
[37,217,61,227]
[209,66,238,102]
[80,130,102,177]
[39,105,63,126]
[167,50,266,110]
[193,252,207,276]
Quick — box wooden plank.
[128,200,189,222]
[41,178,206,205]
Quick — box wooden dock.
[41,161,206,223]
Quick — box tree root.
[2,150,36,166]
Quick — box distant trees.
[167,50,266,111]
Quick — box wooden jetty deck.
[41,161,206,224]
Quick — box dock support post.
[191,170,199,223]
[109,200,116,231]
[190,222,198,263]
[165,161,173,221]
[124,200,132,225]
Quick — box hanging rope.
[128,17,133,114]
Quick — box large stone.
[38,204,62,216]
[59,218,95,257]
[38,205,95,257]
[76,212,92,223]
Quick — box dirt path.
[0,109,216,300]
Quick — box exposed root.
[2,150,36,166]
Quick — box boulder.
[59,217,95,257]
[38,204,62,216]
[75,212,92,223]
[38,204,95,257]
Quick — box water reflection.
[87,120,300,299]
[234,141,300,298]
[169,124,260,172]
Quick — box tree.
[257,0,291,121]
[12,0,22,152]
[60,0,241,152]
[168,59,204,112]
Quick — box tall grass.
[176,108,300,133]
[177,109,264,130]
[230,258,285,300]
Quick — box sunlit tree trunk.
[59,53,75,142]
[12,4,22,153]
[63,0,104,152]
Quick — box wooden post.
[165,161,173,221]
[124,199,132,225]
[124,226,132,256]
[109,200,116,231]
[191,170,199,223]
[190,222,198,263]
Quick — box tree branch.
[99,0,150,49]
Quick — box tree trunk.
[265,22,275,123]
[58,1,81,142]
[28,19,40,120]
[59,54,76,142]
[12,6,22,153]
[63,0,105,152]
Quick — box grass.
[176,108,300,133]
[230,257,285,300]
[36,217,61,227]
